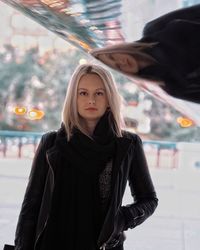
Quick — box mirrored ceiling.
[1,0,200,125]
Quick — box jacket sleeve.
[121,134,158,230]
[14,134,50,250]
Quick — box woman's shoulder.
[42,130,57,140]
[122,130,141,141]
[40,130,58,147]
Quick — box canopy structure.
[1,0,200,125]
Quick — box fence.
[0,130,180,169]
[143,140,177,169]
[0,130,43,158]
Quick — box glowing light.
[79,58,87,65]
[41,0,59,5]
[68,35,91,51]
[89,26,97,31]
[78,41,91,50]
[13,107,27,115]
[80,19,90,25]
[176,117,194,128]
[70,13,81,17]
[50,2,64,8]
[27,109,45,120]
[60,8,73,14]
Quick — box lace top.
[99,160,113,210]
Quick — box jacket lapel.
[112,137,133,188]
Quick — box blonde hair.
[61,63,124,141]
[90,41,158,65]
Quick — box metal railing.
[0,130,43,158]
[0,130,178,168]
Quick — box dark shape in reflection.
[90,4,200,104]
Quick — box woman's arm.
[14,133,52,250]
[122,135,158,230]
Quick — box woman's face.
[98,53,139,73]
[77,73,109,124]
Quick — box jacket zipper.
[34,153,54,250]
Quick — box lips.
[85,108,98,111]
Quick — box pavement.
[0,158,200,250]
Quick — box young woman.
[11,64,158,250]
[90,4,200,103]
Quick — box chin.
[81,113,101,120]
[121,66,138,73]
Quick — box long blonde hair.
[61,63,124,141]
[90,41,158,65]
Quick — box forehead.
[78,73,105,88]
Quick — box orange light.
[68,35,91,51]
[176,117,194,128]
[13,107,27,115]
[27,109,45,120]
[78,41,91,51]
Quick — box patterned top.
[99,160,113,210]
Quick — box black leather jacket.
[140,4,200,103]
[14,129,158,250]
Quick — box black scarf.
[39,111,116,250]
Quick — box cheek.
[99,55,115,66]
[100,97,109,108]
[77,98,83,109]
[128,57,138,69]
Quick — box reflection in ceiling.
[1,0,200,125]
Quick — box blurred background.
[0,0,200,249]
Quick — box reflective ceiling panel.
[1,0,200,125]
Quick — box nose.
[89,99,95,104]
[119,58,126,65]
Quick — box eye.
[108,54,114,60]
[79,91,88,96]
[96,91,104,96]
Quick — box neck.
[83,119,99,136]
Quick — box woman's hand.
[105,207,126,248]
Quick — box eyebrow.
[78,88,105,91]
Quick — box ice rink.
[1,158,200,250]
